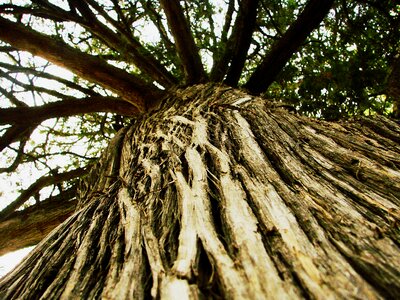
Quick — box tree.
[0,0,399,298]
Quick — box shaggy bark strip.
[1,84,400,299]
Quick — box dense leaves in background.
[263,0,400,119]
[0,0,399,252]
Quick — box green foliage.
[263,0,400,119]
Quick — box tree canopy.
[0,0,399,254]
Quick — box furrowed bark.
[0,189,77,256]
[245,0,335,94]
[0,16,164,111]
[160,0,207,84]
[1,84,399,299]
[0,96,139,125]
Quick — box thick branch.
[224,0,260,87]
[1,2,177,88]
[0,168,87,222]
[210,0,235,81]
[244,0,335,94]
[160,0,207,84]
[0,124,36,153]
[0,16,164,111]
[0,189,77,256]
[0,96,139,125]
[79,0,178,88]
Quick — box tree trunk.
[1,84,400,299]
[388,56,400,118]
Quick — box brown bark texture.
[0,84,399,299]
[388,56,400,118]
[0,196,77,256]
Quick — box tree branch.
[210,0,235,81]
[80,0,178,88]
[244,0,335,94]
[0,68,91,101]
[141,0,179,65]
[0,168,87,222]
[0,124,36,153]
[0,46,17,52]
[0,16,164,111]
[260,3,284,37]
[0,138,27,173]
[0,61,99,97]
[160,0,207,84]
[2,1,177,88]
[0,86,28,107]
[0,187,77,256]
[0,96,139,126]
[224,0,260,87]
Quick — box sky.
[0,247,33,277]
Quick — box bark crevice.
[1,84,400,299]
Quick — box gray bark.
[1,84,399,299]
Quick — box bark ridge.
[1,84,400,299]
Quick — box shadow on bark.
[1,84,399,299]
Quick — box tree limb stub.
[0,16,165,111]
[0,188,77,257]
[0,96,139,126]
[244,0,335,94]
[160,0,207,84]
[0,168,87,222]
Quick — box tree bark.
[0,194,77,256]
[1,84,399,299]
[388,55,400,118]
